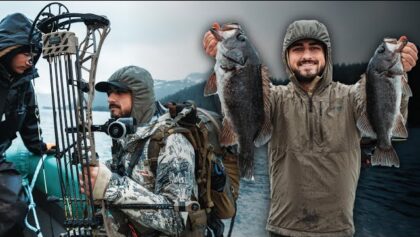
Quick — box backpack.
[146,101,240,236]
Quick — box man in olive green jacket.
[203,20,418,237]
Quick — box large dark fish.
[358,36,412,167]
[204,23,272,179]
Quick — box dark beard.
[294,70,316,83]
[293,68,325,83]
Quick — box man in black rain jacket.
[0,12,54,236]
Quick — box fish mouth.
[220,64,236,72]
[384,37,407,53]
[210,28,223,42]
[397,36,408,52]
[222,53,248,66]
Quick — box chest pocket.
[321,97,351,152]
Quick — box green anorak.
[266,20,410,237]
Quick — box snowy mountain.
[154,72,207,99]
[36,72,209,111]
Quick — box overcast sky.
[1,1,420,93]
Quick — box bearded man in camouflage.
[80,66,197,236]
[203,20,418,237]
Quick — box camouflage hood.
[107,66,156,124]
[282,19,333,94]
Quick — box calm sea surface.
[30,110,420,236]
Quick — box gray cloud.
[1,1,419,93]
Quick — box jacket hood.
[107,66,156,124]
[282,19,333,94]
[0,13,42,65]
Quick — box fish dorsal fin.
[401,74,413,97]
[356,111,377,139]
[204,72,218,96]
[220,117,238,146]
[254,64,273,147]
[392,113,408,139]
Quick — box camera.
[66,117,137,139]
[92,117,137,139]
[106,117,136,139]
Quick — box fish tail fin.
[401,74,413,97]
[204,72,218,96]
[356,111,377,139]
[220,117,238,146]
[239,151,255,180]
[254,64,272,147]
[392,113,408,139]
[371,147,400,168]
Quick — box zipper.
[319,101,324,142]
[309,96,313,113]
[307,94,314,150]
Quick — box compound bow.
[29,2,110,236]
[29,3,201,237]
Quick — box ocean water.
[34,109,420,236]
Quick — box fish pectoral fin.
[356,112,377,139]
[254,65,273,147]
[204,72,218,96]
[371,147,400,168]
[401,74,413,97]
[392,113,408,138]
[220,118,238,146]
[254,117,272,147]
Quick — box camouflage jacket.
[93,112,197,236]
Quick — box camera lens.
[108,121,126,139]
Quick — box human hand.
[203,22,220,58]
[46,143,55,150]
[401,41,418,72]
[211,159,226,192]
[45,143,56,155]
[79,165,99,196]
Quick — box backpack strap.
[145,126,164,176]
[146,124,198,175]
[126,138,148,177]
[146,117,216,212]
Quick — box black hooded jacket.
[0,13,46,156]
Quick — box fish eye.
[236,33,246,42]
[377,45,385,54]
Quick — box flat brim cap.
[95,81,131,93]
